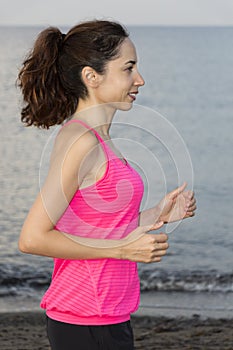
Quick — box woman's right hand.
[119,222,169,263]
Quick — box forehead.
[116,38,137,62]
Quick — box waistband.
[46,310,131,326]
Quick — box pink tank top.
[40,119,144,325]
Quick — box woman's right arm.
[19,194,168,262]
[18,127,168,263]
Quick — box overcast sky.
[1,0,233,26]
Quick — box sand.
[0,311,232,350]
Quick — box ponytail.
[18,27,77,129]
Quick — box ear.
[81,66,101,88]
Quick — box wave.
[0,263,51,297]
[140,269,233,293]
[0,263,233,297]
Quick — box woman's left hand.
[157,182,196,223]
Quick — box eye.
[126,66,133,72]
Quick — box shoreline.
[1,290,232,319]
[0,311,232,349]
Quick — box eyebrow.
[124,60,137,65]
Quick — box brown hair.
[17,20,129,129]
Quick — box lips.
[128,92,138,101]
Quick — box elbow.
[18,235,34,254]
[18,229,40,255]
[18,240,29,254]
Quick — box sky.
[1,0,233,27]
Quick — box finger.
[168,182,187,200]
[187,204,197,212]
[183,190,193,199]
[184,211,195,218]
[186,201,197,210]
[149,257,162,263]
[188,197,196,205]
[154,242,169,251]
[154,250,167,257]
[152,232,168,243]
[188,190,195,200]
[185,198,196,210]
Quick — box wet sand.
[0,311,232,349]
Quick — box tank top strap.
[61,119,104,143]
[60,119,126,165]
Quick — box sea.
[0,25,233,318]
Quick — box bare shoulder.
[51,121,99,163]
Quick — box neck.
[72,100,117,136]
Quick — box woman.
[18,20,196,350]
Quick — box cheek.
[97,75,130,101]
[103,81,124,97]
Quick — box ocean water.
[0,26,233,317]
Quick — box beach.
[0,311,232,350]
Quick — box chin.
[113,101,133,111]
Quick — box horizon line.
[0,23,233,28]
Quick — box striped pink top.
[40,119,144,325]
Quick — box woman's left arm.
[139,182,196,226]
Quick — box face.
[93,38,145,110]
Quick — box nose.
[135,71,145,87]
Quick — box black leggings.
[46,316,135,350]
